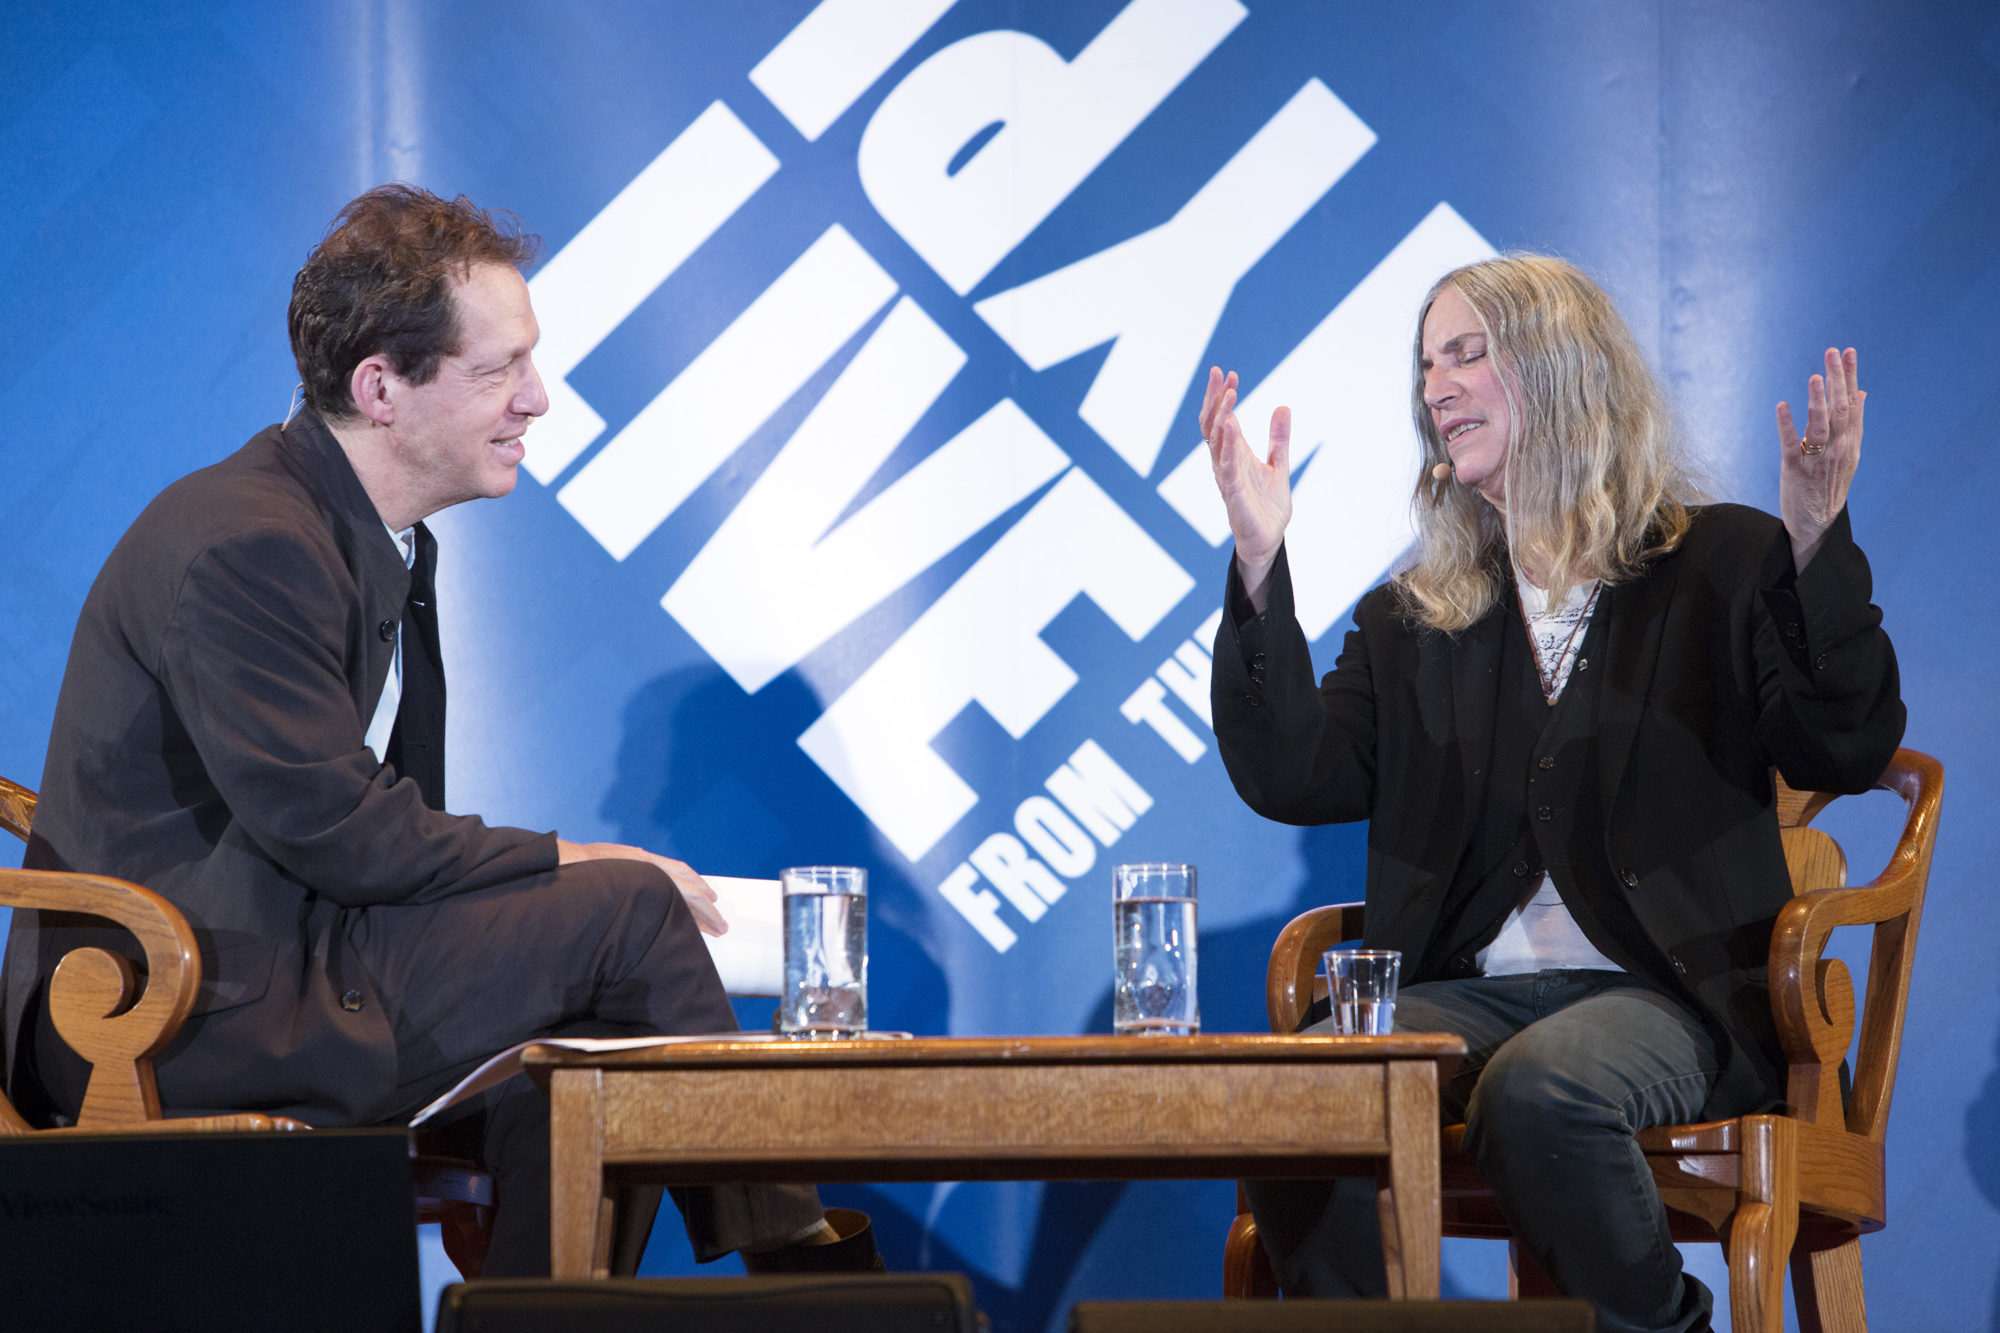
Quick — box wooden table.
[522,1033,1465,1293]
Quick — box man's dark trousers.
[367,854,820,1275]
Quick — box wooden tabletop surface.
[520,1031,1465,1078]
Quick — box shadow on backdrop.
[600,665,952,1032]
[599,665,953,1277]
[1969,1015,2000,1331]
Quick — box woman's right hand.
[1201,366,1293,611]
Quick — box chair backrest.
[1,774,34,1130]
[1266,903,1364,1034]
[1,774,34,842]
[1771,748,1942,1140]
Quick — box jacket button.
[1537,756,1555,770]
[1574,657,1587,671]
[1536,806,1552,822]
[1785,621,1801,639]
[1512,861,1530,878]
[378,620,397,642]
[1244,694,1262,708]
[341,989,365,1012]
[1250,653,1266,670]
[1671,958,1688,978]
[1814,653,1828,670]
[1620,868,1640,889]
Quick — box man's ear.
[349,355,398,427]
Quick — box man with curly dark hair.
[3,185,872,1276]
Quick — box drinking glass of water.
[780,866,867,1038]
[1322,948,1400,1035]
[1113,863,1198,1036]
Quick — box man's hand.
[557,839,728,936]
[1776,346,1865,573]
[1201,366,1293,612]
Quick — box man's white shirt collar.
[363,524,417,761]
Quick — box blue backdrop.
[3,2,1997,1328]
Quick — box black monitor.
[0,1128,421,1332]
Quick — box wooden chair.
[0,775,33,843]
[0,775,498,1276]
[1223,748,1943,1333]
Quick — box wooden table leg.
[1376,1059,1442,1299]
[548,1067,612,1278]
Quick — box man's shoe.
[741,1208,884,1272]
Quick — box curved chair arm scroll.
[0,870,201,1127]
[1767,748,1942,1139]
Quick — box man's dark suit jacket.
[2,412,557,1125]
[1211,503,1904,1118]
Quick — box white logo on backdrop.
[523,0,1494,951]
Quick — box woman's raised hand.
[1202,366,1293,610]
[1776,346,1864,572]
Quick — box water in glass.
[1113,894,1197,1035]
[782,889,866,1036]
[1322,947,1400,1035]
[1334,996,1396,1035]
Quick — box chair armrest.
[0,869,201,1128]
[42,1114,311,1135]
[1266,903,1366,1033]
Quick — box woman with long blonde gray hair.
[1202,254,1901,1332]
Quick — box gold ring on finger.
[1801,442,1825,456]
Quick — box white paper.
[701,874,784,997]
[407,1034,776,1127]
[405,1028,914,1127]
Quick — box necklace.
[1519,580,1600,706]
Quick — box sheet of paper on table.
[408,1028,917,1126]
[407,1033,774,1126]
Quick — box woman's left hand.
[1776,346,1865,571]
